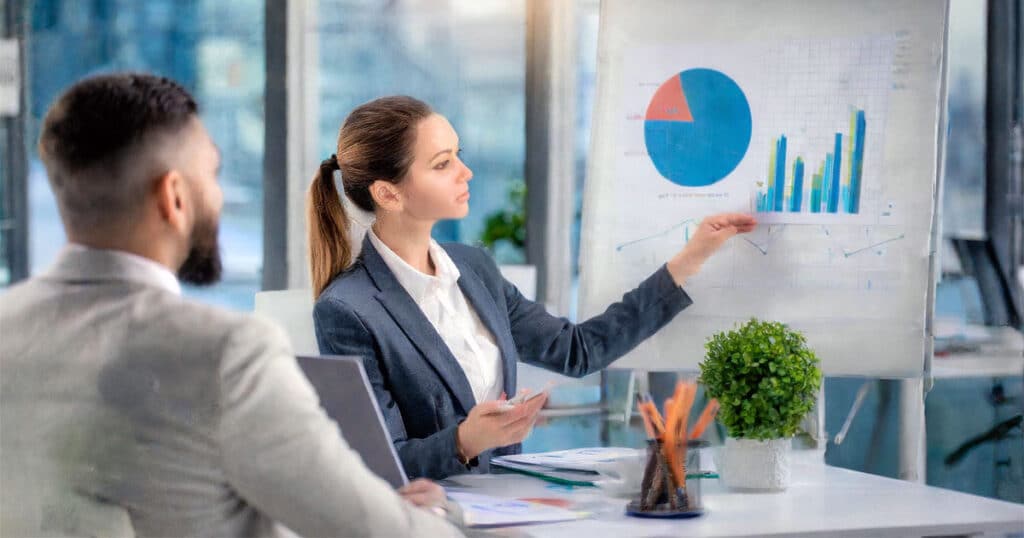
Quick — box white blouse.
[367,230,504,404]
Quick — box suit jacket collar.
[366,229,460,303]
[359,236,516,411]
[449,259,517,399]
[42,244,182,295]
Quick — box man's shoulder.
[145,292,284,348]
[1,279,291,388]
[121,292,292,384]
[0,277,48,314]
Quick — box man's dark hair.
[39,72,199,230]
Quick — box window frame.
[1,0,29,286]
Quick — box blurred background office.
[1,0,1020,505]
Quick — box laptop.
[296,355,409,489]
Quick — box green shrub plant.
[699,318,822,440]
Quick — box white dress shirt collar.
[367,229,460,299]
[367,228,504,404]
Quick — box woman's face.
[395,113,473,221]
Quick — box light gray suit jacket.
[0,247,463,538]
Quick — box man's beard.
[177,209,222,286]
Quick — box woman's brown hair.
[307,96,433,298]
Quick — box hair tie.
[320,153,340,172]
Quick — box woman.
[309,96,756,480]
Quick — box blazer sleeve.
[500,260,693,377]
[217,316,464,537]
[314,297,474,480]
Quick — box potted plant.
[479,180,526,264]
[699,318,822,491]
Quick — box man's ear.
[370,180,403,212]
[154,170,189,234]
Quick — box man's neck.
[67,233,181,275]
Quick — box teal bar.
[849,110,866,213]
[791,158,804,212]
[822,154,834,213]
[827,133,842,213]
[774,136,787,211]
[811,174,822,213]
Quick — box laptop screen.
[295,355,409,488]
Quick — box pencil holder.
[626,439,706,518]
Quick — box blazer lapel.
[449,252,518,399]
[360,237,477,415]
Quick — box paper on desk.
[493,447,643,473]
[447,491,587,528]
[489,459,598,486]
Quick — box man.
[0,73,463,537]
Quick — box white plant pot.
[718,437,791,491]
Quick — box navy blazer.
[313,236,693,479]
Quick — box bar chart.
[756,109,867,216]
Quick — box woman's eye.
[434,160,450,170]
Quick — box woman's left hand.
[399,478,448,509]
[666,213,757,285]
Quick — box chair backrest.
[252,264,539,375]
[254,289,318,355]
[498,264,537,301]
[497,265,586,394]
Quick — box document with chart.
[580,0,948,375]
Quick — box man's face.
[175,120,224,286]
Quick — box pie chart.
[644,68,752,187]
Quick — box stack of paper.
[491,447,644,485]
[447,491,587,527]
[487,459,597,486]
[496,447,642,471]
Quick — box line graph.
[741,225,787,255]
[731,225,904,259]
[842,233,905,257]
[615,218,698,252]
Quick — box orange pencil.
[665,381,697,487]
[661,397,673,429]
[644,402,664,437]
[637,396,657,439]
[645,399,666,435]
[678,382,696,439]
[662,407,680,485]
[689,399,720,440]
[662,383,685,486]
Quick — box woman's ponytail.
[307,96,434,298]
[307,154,351,298]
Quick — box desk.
[448,452,1024,537]
[932,325,1024,379]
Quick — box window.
[23,0,265,309]
[942,0,987,240]
[1,121,10,286]
[316,0,525,253]
[569,0,600,320]
[1,9,25,288]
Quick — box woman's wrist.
[667,253,701,286]
[455,423,479,462]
